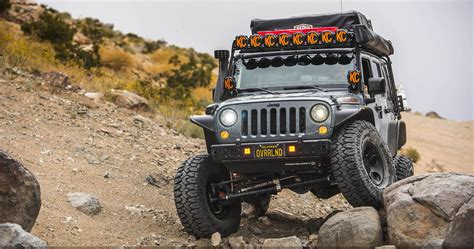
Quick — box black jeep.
[174,11,413,238]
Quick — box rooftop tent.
[250,11,394,56]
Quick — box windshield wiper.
[283,85,327,92]
[238,88,277,94]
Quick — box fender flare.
[334,107,375,128]
[190,115,214,132]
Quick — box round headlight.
[310,104,329,122]
[220,109,238,127]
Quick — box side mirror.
[368,77,386,95]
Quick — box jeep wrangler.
[174,11,413,238]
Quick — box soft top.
[250,11,394,56]
[250,11,373,33]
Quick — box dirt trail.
[1,69,472,246]
[0,70,351,246]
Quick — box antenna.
[340,0,343,13]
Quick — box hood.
[220,90,351,106]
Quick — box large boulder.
[109,90,150,111]
[316,207,383,248]
[0,151,41,232]
[384,173,474,247]
[0,223,47,248]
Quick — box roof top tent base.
[250,11,394,57]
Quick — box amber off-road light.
[249,34,262,48]
[347,70,362,85]
[234,35,248,49]
[278,33,291,47]
[243,147,251,155]
[264,34,277,47]
[292,32,305,46]
[306,31,320,45]
[321,30,334,44]
[335,29,349,43]
[288,145,296,153]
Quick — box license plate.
[254,144,285,159]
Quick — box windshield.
[234,54,354,90]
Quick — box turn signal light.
[318,125,328,135]
[220,131,230,139]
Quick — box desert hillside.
[403,112,474,174]
[1,68,473,246]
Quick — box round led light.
[220,108,238,127]
[306,31,320,45]
[249,34,262,48]
[264,34,277,47]
[220,130,230,139]
[318,125,328,135]
[234,35,248,49]
[310,104,329,122]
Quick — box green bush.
[400,147,421,163]
[21,11,100,68]
[0,0,11,13]
[142,40,167,54]
[163,51,216,100]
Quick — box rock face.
[443,198,474,248]
[0,151,41,232]
[67,192,102,216]
[262,236,302,249]
[0,223,47,248]
[384,173,474,247]
[316,207,383,248]
[109,90,150,110]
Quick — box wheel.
[330,120,396,208]
[310,181,340,199]
[245,193,271,216]
[393,155,414,181]
[174,154,241,238]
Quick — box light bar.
[233,27,351,49]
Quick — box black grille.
[242,107,306,136]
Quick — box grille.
[241,107,306,136]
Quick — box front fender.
[190,115,214,132]
[334,107,375,127]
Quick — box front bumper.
[210,139,331,162]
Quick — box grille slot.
[251,109,258,136]
[241,110,248,136]
[240,105,307,137]
[289,107,296,133]
[299,107,306,133]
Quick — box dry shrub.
[99,46,135,71]
[159,103,204,139]
[399,147,421,163]
[0,20,56,70]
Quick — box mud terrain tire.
[330,120,395,208]
[174,154,241,238]
[393,155,414,181]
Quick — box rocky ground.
[0,68,354,246]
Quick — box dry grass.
[0,20,56,70]
[399,147,421,163]
[99,46,136,71]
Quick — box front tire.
[330,120,396,208]
[174,155,241,238]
